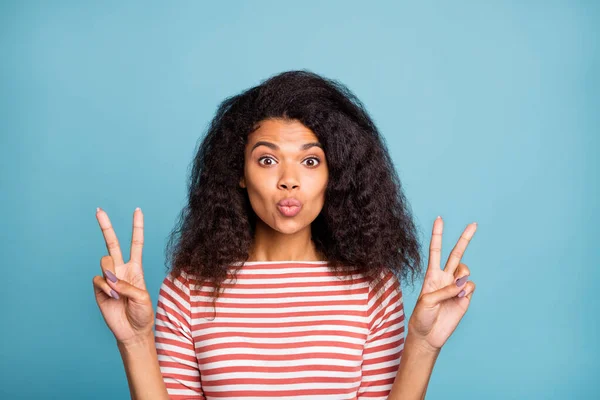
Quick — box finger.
[96,208,125,265]
[93,275,120,300]
[103,271,152,304]
[460,281,476,301]
[421,277,473,307]
[443,222,477,275]
[453,263,471,285]
[100,254,118,280]
[130,208,144,267]
[427,216,443,272]
[466,283,475,300]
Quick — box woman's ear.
[239,177,246,188]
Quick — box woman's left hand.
[407,217,477,353]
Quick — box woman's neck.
[247,221,326,262]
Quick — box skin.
[92,118,478,399]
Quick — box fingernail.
[96,207,102,213]
[437,216,441,220]
[456,275,469,287]
[110,289,120,299]
[135,207,140,212]
[104,269,118,283]
[458,289,466,298]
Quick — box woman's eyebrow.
[251,141,323,152]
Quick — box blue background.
[1,1,598,398]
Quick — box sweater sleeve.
[155,271,205,400]
[357,269,406,399]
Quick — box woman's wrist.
[405,318,442,356]
[404,331,441,357]
[117,330,155,352]
[117,329,154,347]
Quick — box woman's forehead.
[249,119,319,141]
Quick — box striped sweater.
[154,261,405,400]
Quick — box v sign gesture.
[93,207,155,346]
[407,217,478,353]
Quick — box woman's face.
[240,118,329,235]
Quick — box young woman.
[93,70,477,400]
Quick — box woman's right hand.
[93,207,155,346]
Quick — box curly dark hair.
[165,70,424,311]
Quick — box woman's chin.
[271,220,309,235]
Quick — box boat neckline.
[233,260,329,265]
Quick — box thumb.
[104,273,151,305]
[421,277,469,307]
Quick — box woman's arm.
[94,209,187,399]
[117,333,169,400]
[387,219,478,399]
[93,208,170,399]
[386,332,440,400]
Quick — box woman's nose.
[278,165,300,190]
[279,181,299,190]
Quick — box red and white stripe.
[155,261,405,400]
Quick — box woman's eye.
[258,156,276,166]
[258,156,320,167]
[303,157,320,167]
